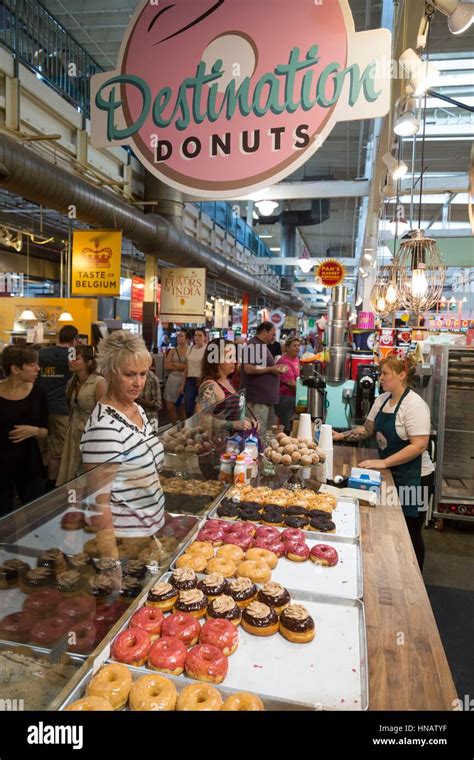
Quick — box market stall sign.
[90,0,391,199]
[316,259,346,288]
[285,315,299,330]
[270,309,285,327]
[72,231,122,296]
[130,276,145,322]
[160,267,206,323]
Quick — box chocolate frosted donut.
[227,577,258,606]
[262,504,286,515]
[198,574,228,598]
[260,511,284,526]
[239,502,263,511]
[170,568,198,591]
[217,503,240,519]
[89,574,119,598]
[284,515,310,529]
[174,589,208,615]
[120,576,143,600]
[219,498,239,509]
[257,582,291,611]
[123,560,147,580]
[280,604,315,633]
[284,507,310,517]
[207,595,242,624]
[93,558,121,574]
[239,508,261,523]
[242,601,278,629]
[309,517,336,533]
[309,509,333,520]
[56,571,82,594]
[147,582,177,605]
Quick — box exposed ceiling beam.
[255,257,358,268]
[211,180,371,203]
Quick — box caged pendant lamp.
[370,264,401,319]
[394,230,445,314]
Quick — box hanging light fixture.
[254,200,279,216]
[394,231,445,314]
[382,151,408,180]
[394,96,420,137]
[58,310,74,322]
[299,258,313,274]
[370,265,401,319]
[428,0,474,35]
[399,48,440,96]
[19,308,37,321]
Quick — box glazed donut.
[170,567,198,591]
[281,528,306,544]
[161,612,201,646]
[223,533,253,552]
[147,636,187,676]
[245,548,278,570]
[216,544,245,563]
[111,628,151,667]
[30,615,69,646]
[130,606,164,640]
[23,589,63,618]
[186,541,215,560]
[57,594,96,622]
[0,612,38,643]
[185,644,228,684]
[236,560,271,585]
[255,526,281,541]
[176,683,223,711]
[86,663,132,710]
[206,558,236,578]
[66,697,112,711]
[60,511,85,531]
[222,692,265,711]
[129,674,178,711]
[284,541,310,562]
[279,604,315,644]
[175,554,207,573]
[199,618,239,656]
[310,544,339,567]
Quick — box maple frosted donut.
[279,604,315,644]
[129,674,178,711]
[245,547,278,570]
[66,697,112,711]
[130,606,164,640]
[310,544,339,567]
[206,557,236,578]
[170,567,198,591]
[284,541,310,562]
[197,573,228,600]
[176,683,223,711]
[199,618,239,656]
[226,577,258,609]
[257,582,291,615]
[222,692,265,711]
[216,544,245,563]
[147,636,188,676]
[175,554,207,573]
[185,541,215,560]
[111,628,151,667]
[206,595,241,626]
[161,611,201,646]
[86,663,132,710]
[241,601,279,637]
[236,560,271,585]
[185,644,228,684]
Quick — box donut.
[265,541,286,558]
[30,615,69,646]
[129,674,177,711]
[56,571,83,596]
[284,542,310,562]
[0,612,37,643]
[245,548,278,570]
[310,544,339,567]
[186,541,215,560]
[236,560,271,585]
[199,618,239,656]
[176,683,223,711]
[281,528,306,544]
[68,621,96,654]
[309,517,336,533]
[206,558,236,579]
[37,549,67,575]
[222,692,265,711]
[119,576,143,603]
[223,533,253,552]
[197,573,228,600]
[147,636,187,676]
[215,544,244,564]
[284,506,310,516]
[175,554,207,573]
[86,663,132,710]
[257,583,291,614]
[161,612,201,646]
[111,628,151,667]
[88,574,120,599]
[226,577,258,608]
[261,512,284,527]
[204,519,232,532]
[123,560,147,580]
[66,697,112,711]
[130,607,164,640]
[61,511,85,531]
[57,594,96,621]
[255,526,281,541]
[173,590,208,619]
[19,568,54,594]
[170,567,198,591]
[241,601,279,636]
[146,582,178,612]
[279,604,315,643]
[0,560,30,589]
[284,515,310,529]
[207,595,242,626]
[67,553,93,577]
[239,508,261,523]
[231,523,257,537]
[216,503,240,520]
[94,600,123,627]
[196,529,225,546]
[185,644,228,684]
[23,589,63,618]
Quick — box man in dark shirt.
[240,321,287,434]
[37,325,78,488]
[268,336,282,359]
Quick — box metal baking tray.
[207,494,360,543]
[95,571,368,711]
[170,525,363,600]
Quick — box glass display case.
[0,391,248,709]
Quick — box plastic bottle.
[233,454,250,485]
[219,453,235,484]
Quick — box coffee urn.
[325,286,350,382]
[301,362,326,423]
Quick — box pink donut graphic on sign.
[91,0,391,198]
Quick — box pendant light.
[58,310,74,322]
[394,96,420,137]
[429,0,474,35]
[370,264,401,320]
[19,308,37,321]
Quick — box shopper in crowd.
[37,325,78,489]
[182,327,207,417]
[0,346,48,513]
[160,333,170,351]
[333,353,432,571]
[137,363,162,433]
[80,331,164,541]
[240,321,288,435]
[194,339,253,432]
[275,338,301,434]
[268,334,282,359]
[163,329,187,423]
[298,337,309,358]
[56,346,106,486]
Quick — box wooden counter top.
[333,446,458,711]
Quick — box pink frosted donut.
[197,529,225,546]
[224,533,253,552]
[281,528,306,544]
[232,523,256,537]
[204,520,232,533]
[255,526,281,541]
[261,539,286,558]
[284,541,310,562]
[310,544,339,567]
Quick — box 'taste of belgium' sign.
[91,0,391,199]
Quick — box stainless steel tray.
[170,524,363,600]
[94,571,368,711]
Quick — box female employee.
[333,354,432,571]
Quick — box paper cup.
[318,424,333,450]
[297,413,313,441]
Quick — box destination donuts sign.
[91,0,391,198]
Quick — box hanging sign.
[130,276,145,321]
[316,259,346,288]
[160,267,206,323]
[90,0,391,199]
[269,309,285,327]
[72,231,122,296]
[285,315,299,330]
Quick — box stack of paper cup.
[318,424,334,481]
[297,413,313,442]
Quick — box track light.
[382,152,408,180]
[254,200,279,216]
[399,49,440,96]
[363,252,373,262]
[299,259,313,274]
[394,97,420,137]
[429,0,474,35]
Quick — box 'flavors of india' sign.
[71,231,122,296]
[91,0,391,198]
[160,268,206,323]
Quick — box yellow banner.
[72,230,122,296]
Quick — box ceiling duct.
[0,135,303,310]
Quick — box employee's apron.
[374,388,422,518]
